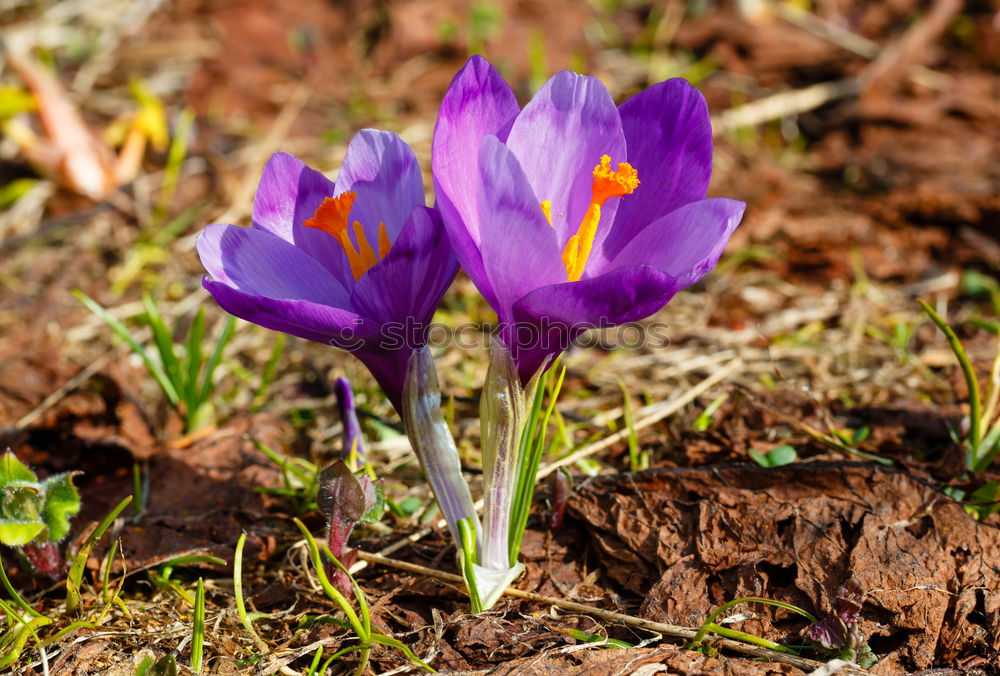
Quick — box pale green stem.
[402,346,480,548]
[480,339,526,572]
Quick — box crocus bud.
[334,377,365,464]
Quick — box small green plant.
[66,495,133,613]
[918,300,1000,472]
[252,438,320,512]
[74,291,235,432]
[694,393,729,432]
[0,451,81,578]
[293,519,435,674]
[0,495,131,668]
[316,460,384,595]
[508,364,566,567]
[617,380,649,472]
[833,426,870,447]
[563,627,634,649]
[385,495,423,518]
[968,480,1000,519]
[468,1,502,55]
[748,444,798,467]
[136,654,177,676]
[804,578,877,668]
[962,269,1000,315]
[147,554,226,605]
[687,582,877,666]
[687,596,816,656]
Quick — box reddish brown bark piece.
[568,463,1000,674]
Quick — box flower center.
[546,155,638,282]
[304,192,392,280]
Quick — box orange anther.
[304,192,393,280]
[561,156,639,282]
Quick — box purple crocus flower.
[433,56,745,384]
[197,130,457,410]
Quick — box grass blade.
[191,577,205,673]
[368,634,436,672]
[617,379,641,471]
[197,315,235,405]
[251,332,285,413]
[292,519,365,639]
[73,290,179,405]
[458,517,483,614]
[234,533,266,648]
[142,293,183,397]
[687,596,817,653]
[508,365,565,566]
[183,307,206,411]
[507,368,546,563]
[67,495,133,613]
[0,559,39,617]
[320,545,370,637]
[153,106,195,229]
[918,300,984,468]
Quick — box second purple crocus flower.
[197,129,480,573]
[197,130,456,411]
[433,56,745,384]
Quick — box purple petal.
[334,377,365,461]
[251,152,354,286]
[605,198,744,289]
[355,346,413,416]
[252,152,334,238]
[506,266,680,383]
[807,617,846,650]
[603,79,714,258]
[350,206,458,334]
[433,56,520,308]
[201,279,378,350]
[203,279,412,411]
[504,71,626,250]
[197,224,349,306]
[335,129,425,244]
[835,578,864,626]
[477,135,565,322]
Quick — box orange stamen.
[304,192,356,240]
[353,221,378,272]
[303,192,394,280]
[561,156,639,282]
[540,200,553,226]
[378,222,391,259]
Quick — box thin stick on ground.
[712,79,863,133]
[15,350,117,429]
[536,358,742,481]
